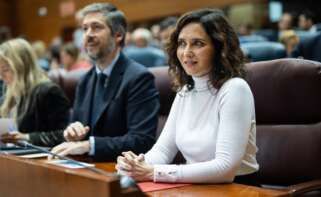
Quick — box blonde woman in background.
[279,30,299,56]
[0,38,70,147]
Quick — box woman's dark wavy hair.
[166,8,246,91]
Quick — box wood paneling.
[12,0,263,44]
[0,1,15,35]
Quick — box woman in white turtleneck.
[116,8,259,185]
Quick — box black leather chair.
[246,58,321,196]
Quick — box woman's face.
[176,23,215,77]
[0,60,14,85]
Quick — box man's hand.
[1,131,29,143]
[48,141,90,160]
[64,122,90,142]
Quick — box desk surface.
[93,162,289,197]
[145,184,289,197]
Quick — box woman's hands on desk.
[116,151,154,181]
[0,131,29,143]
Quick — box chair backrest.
[295,30,319,42]
[246,58,321,186]
[241,41,287,62]
[48,69,88,106]
[48,58,321,186]
[291,32,321,63]
[253,29,278,42]
[239,35,267,44]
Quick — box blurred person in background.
[124,28,166,67]
[238,23,267,44]
[60,42,91,71]
[238,23,253,36]
[49,36,63,70]
[0,38,70,147]
[278,12,294,32]
[32,40,50,72]
[298,10,317,32]
[159,17,178,48]
[279,30,299,56]
[291,32,321,62]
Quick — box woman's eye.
[93,25,103,31]
[194,41,204,47]
[178,40,186,47]
[82,27,88,32]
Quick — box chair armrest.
[287,179,321,196]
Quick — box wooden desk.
[145,184,289,197]
[0,154,144,197]
[0,154,290,197]
[92,162,290,197]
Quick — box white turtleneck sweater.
[144,76,259,183]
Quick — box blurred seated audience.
[241,41,286,62]
[238,23,253,36]
[150,24,161,48]
[124,28,166,67]
[278,12,295,41]
[238,23,267,44]
[278,12,294,32]
[32,40,50,72]
[159,17,178,48]
[0,38,70,147]
[279,30,299,56]
[298,10,317,33]
[49,37,63,70]
[60,42,91,71]
[291,32,321,62]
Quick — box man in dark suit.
[51,3,159,161]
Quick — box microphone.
[16,140,137,189]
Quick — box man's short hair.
[79,3,127,47]
[301,10,316,24]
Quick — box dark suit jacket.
[291,33,321,62]
[71,53,160,161]
[17,81,70,146]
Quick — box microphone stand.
[16,140,137,189]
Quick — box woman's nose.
[183,46,193,57]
